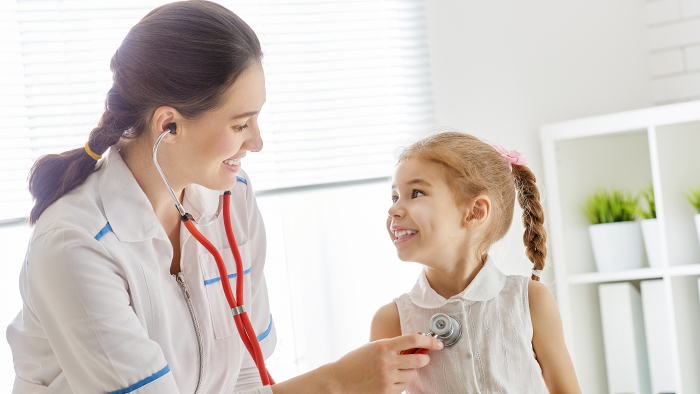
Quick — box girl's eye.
[392,195,398,203]
[235,124,249,132]
[412,190,425,198]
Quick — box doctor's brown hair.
[28,1,262,225]
[398,132,547,281]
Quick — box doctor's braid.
[512,165,547,281]
[28,88,132,225]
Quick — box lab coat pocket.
[199,242,252,339]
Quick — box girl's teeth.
[395,230,417,239]
[224,159,241,166]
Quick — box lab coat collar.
[99,149,224,243]
[408,256,507,308]
[181,182,225,226]
[99,149,162,242]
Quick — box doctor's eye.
[412,189,425,198]
[234,124,249,132]
[391,195,398,204]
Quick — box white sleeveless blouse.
[394,258,549,393]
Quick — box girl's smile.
[390,225,419,244]
[387,158,472,267]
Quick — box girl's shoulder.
[527,279,559,326]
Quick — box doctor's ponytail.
[27,1,262,225]
[28,99,128,225]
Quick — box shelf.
[554,131,652,276]
[541,99,700,394]
[568,268,665,285]
[655,121,700,267]
[567,264,700,285]
[669,264,700,277]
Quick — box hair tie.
[531,269,543,278]
[84,142,102,161]
[492,144,527,171]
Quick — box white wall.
[0,223,32,393]
[646,0,700,103]
[423,0,654,280]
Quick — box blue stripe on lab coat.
[107,365,170,394]
[257,315,273,342]
[236,176,247,185]
[94,222,113,240]
[203,267,252,286]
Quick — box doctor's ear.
[463,195,491,229]
[150,106,181,142]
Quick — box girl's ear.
[464,195,491,229]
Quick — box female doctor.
[6,1,443,393]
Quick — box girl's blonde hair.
[398,132,546,281]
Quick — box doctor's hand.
[324,334,444,394]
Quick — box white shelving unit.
[540,100,700,394]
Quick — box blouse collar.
[408,256,507,308]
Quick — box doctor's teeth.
[224,159,241,166]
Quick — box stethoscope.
[153,124,274,386]
[402,313,462,354]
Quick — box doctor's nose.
[244,123,263,152]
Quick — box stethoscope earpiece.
[167,123,177,133]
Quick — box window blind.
[0,0,434,222]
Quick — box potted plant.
[638,184,663,269]
[686,186,700,247]
[584,189,645,272]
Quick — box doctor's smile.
[223,154,245,173]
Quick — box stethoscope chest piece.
[429,313,462,347]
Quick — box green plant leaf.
[638,183,656,220]
[583,188,638,224]
[686,186,700,214]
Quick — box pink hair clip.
[492,144,528,171]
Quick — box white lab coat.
[6,149,276,394]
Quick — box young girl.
[371,132,581,393]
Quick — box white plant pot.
[640,218,663,269]
[589,221,646,272]
[695,214,700,248]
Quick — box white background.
[1,0,687,391]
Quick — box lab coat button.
[465,352,472,359]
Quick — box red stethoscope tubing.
[401,347,429,355]
[182,191,274,386]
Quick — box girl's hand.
[323,334,444,394]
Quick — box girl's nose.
[388,202,403,218]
